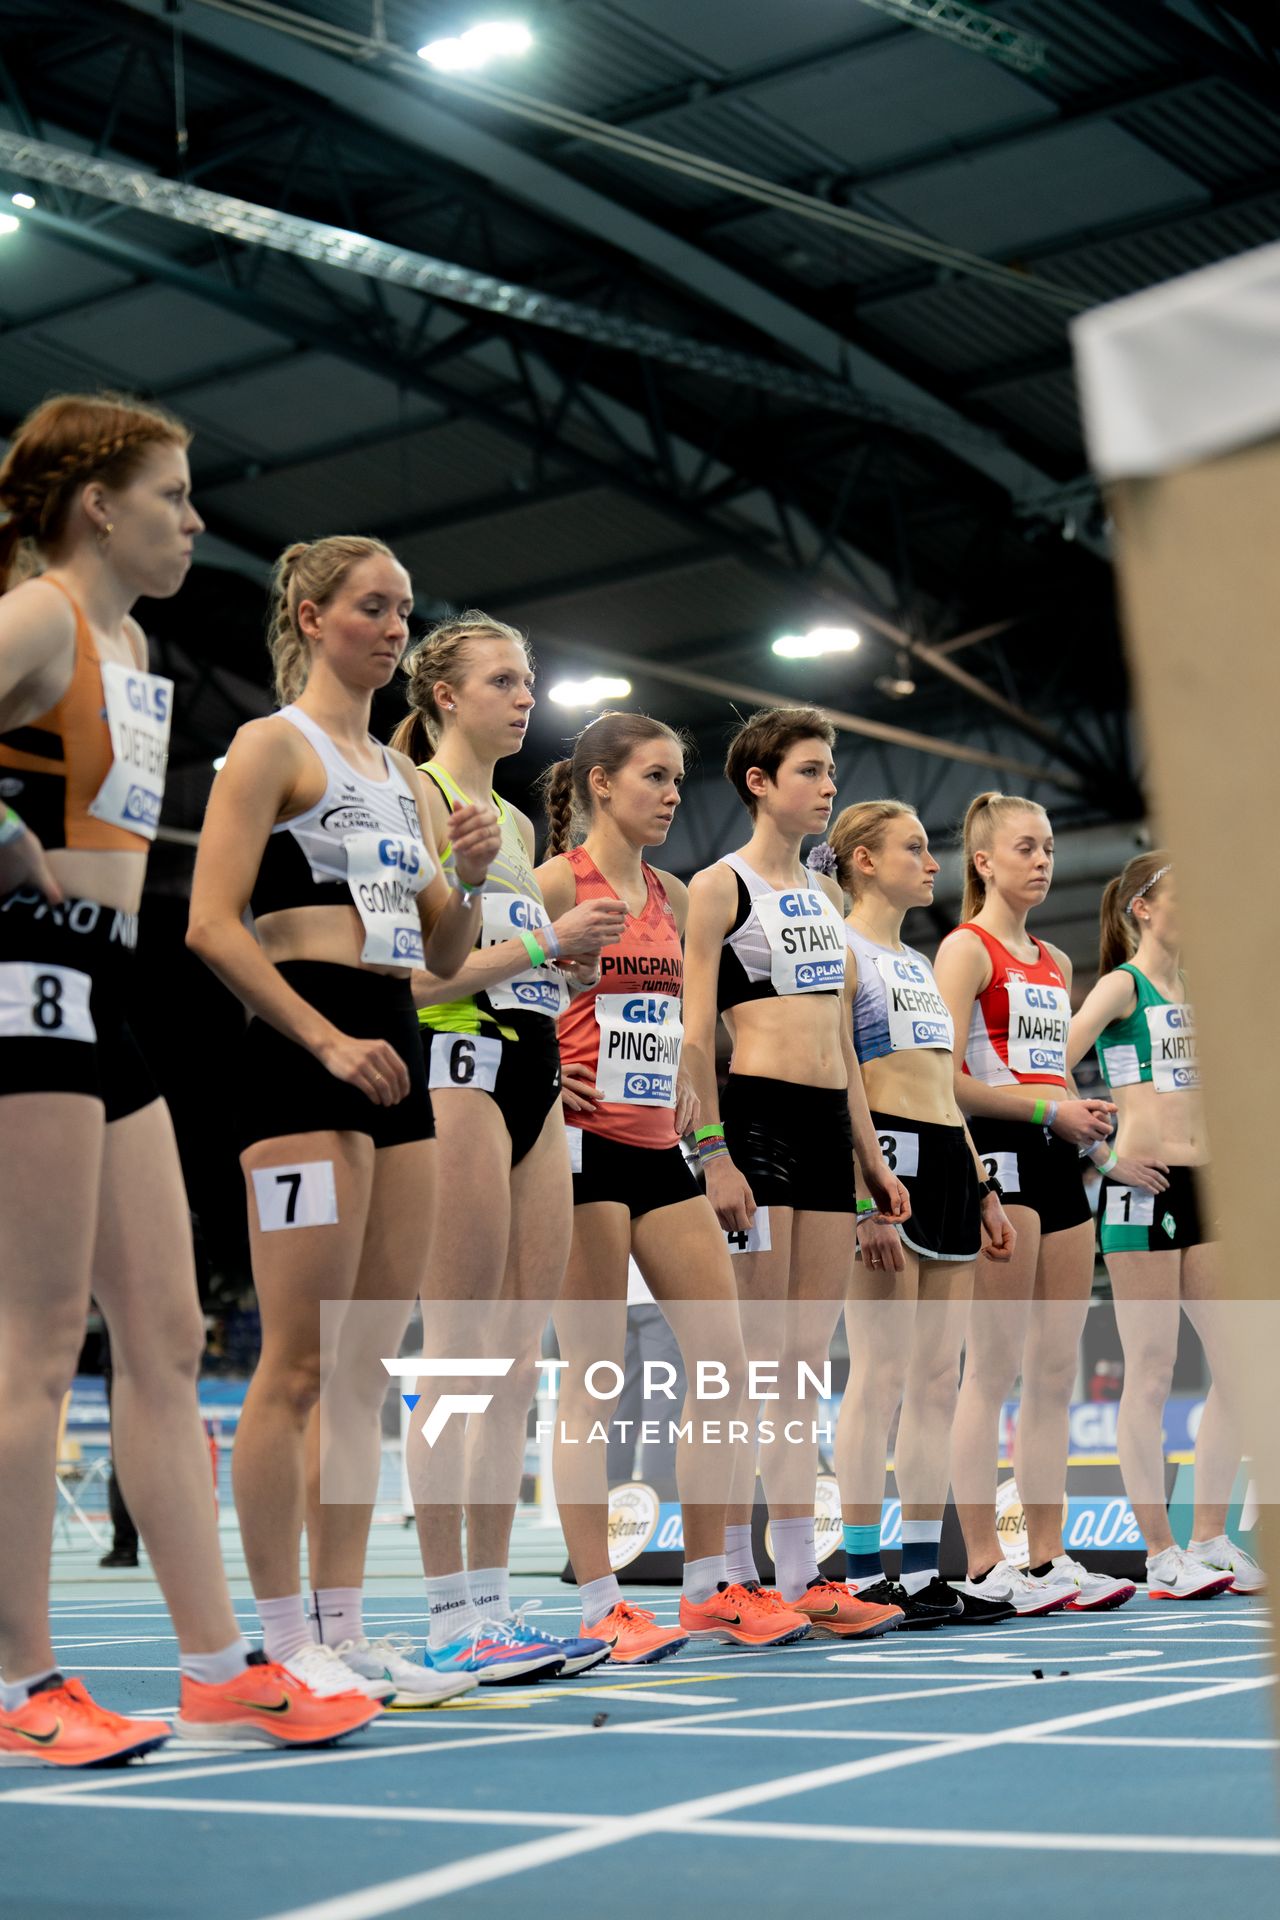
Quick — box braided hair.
[267,535,397,706]
[0,391,190,589]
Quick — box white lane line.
[249,1676,1274,1919]
[0,1791,603,1831]
[698,1818,1280,1858]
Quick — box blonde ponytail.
[267,534,394,707]
[959,790,1048,921]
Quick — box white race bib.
[1006,980,1070,1079]
[0,961,95,1042]
[875,1129,919,1179]
[724,1207,771,1255]
[427,1031,502,1093]
[1147,1002,1199,1094]
[979,1149,1020,1195]
[754,887,846,995]
[1105,1184,1155,1227]
[88,661,173,839]
[480,893,569,1019]
[872,952,954,1052]
[1100,1041,1142,1088]
[251,1161,338,1231]
[594,992,682,1105]
[346,832,432,967]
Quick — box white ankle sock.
[682,1554,727,1605]
[257,1594,313,1664]
[425,1572,481,1649]
[771,1517,820,1603]
[724,1524,758,1586]
[0,1667,59,1713]
[467,1566,510,1620]
[580,1574,623,1629]
[312,1587,364,1648]
[180,1638,252,1686]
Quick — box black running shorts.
[0,888,156,1123]
[869,1111,982,1262]
[423,1015,561,1168]
[720,1072,857,1213]
[968,1116,1090,1235]
[568,1124,700,1219]
[239,961,433,1151]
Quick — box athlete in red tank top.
[957,921,1071,1091]
[557,845,683,1151]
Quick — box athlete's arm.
[1066,968,1168,1192]
[837,957,909,1227]
[933,927,1114,1145]
[652,869,699,1135]
[0,580,78,901]
[187,719,411,1105]
[535,851,602,1114]
[1066,969,1136,1072]
[683,862,755,1231]
[394,757,500,981]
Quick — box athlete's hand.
[857,1215,904,1274]
[1049,1097,1116,1146]
[980,1191,1016,1261]
[675,1072,700,1137]
[315,1032,410,1105]
[449,801,501,888]
[0,824,63,905]
[556,955,602,989]
[864,1158,911,1223]
[704,1155,756,1234]
[551,897,629,958]
[560,1059,602,1115]
[1109,1152,1170,1194]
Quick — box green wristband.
[856,1197,876,1215]
[693,1124,725,1143]
[1031,1098,1048,1125]
[0,804,25,849]
[518,930,546,968]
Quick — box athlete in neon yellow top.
[386,613,627,1681]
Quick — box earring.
[96,521,114,549]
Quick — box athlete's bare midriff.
[254,905,414,979]
[724,994,845,1089]
[1113,1078,1208,1166]
[45,848,148,916]
[860,1047,961,1127]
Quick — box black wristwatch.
[979,1175,1003,1199]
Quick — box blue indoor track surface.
[5,1581,1277,1920]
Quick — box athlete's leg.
[1181,1240,1242,1538]
[838,1246,919,1537]
[407,1091,513,1577]
[632,1197,746,1563]
[464,1105,573,1574]
[896,1258,975,1522]
[234,1131,374,1601]
[0,1094,102,1678]
[91,1098,241,1651]
[725,1211,794,1528]
[307,1138,430,1590]
[1109,1247,1181,1554]
[1018,1219,1094,1565]
[552,1203,632,1586]
[952,1204,1039,1574]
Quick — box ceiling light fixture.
[772,625,861,661]
[10,192,35,210]
[0,213,20,236]
[418,21,533,72]
[548,676,632,707]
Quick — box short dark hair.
[724,707,836,815]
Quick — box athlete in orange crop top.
[0,393,371,1765]
[536,712,812,1665]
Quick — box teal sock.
[843,1522,881,1581]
